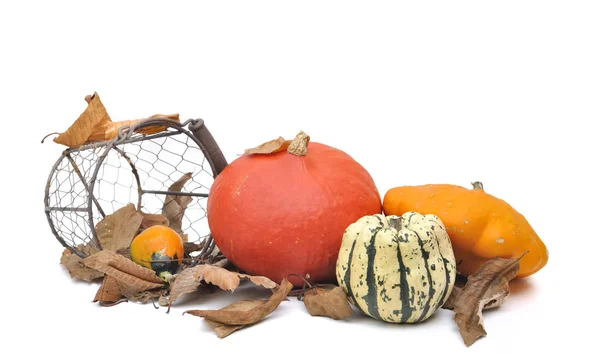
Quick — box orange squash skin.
[130,225,184,275]
[207,142,382,287]
[382,183,548,278]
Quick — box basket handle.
[188,119,228,177]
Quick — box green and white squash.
[335,212,456,323]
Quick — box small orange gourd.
[130,225,184,280]
[382,182,548,278]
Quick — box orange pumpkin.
[207,132,382,287]
[383,182,548,278]
[130,225,184,279]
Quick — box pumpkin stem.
[287,131,310,156]
[471,181,484,190]
[388,216,403,231]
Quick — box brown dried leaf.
[161,172,193,237]
[60,248,104,282]
[94,275,123,303]
[139,212,169,230]
[96,203,143,252]
[303,286,354,320]
[120,286,168,304]
[53,92,112,147]
[184,279,293,326]
[453,253,526,347]
[102,113,180,140]
[51,93,181,148]
[168,266,203,305]
[169,264,277,305]
[442,274,467,310]
[82,250,165,293]
[183,242,204,255]
[244,136,292,155]
[442,286,462,311]
[204,300,265,338]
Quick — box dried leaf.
[168,266,203,305]
[96,203,143,252]
[244,136,292,155]
[453,253,525,347]
[82,250,165,293]
[94,275,123,303]
[442,274,467,310]
[51,93,181,148]
[303,286,354,320]
[53,92,112,147]
[169,264,277,306]
[184,279,293,326]
[120,287,168,304]
[442,286,462,311]
[183,242,204,254]
[204,301,265,338]
[60,248,104,282]
[161,172,193,237]
[101,113,180,141]
[139,212,169,230]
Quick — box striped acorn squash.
[335,212,456,323]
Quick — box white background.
[1,1,598,357]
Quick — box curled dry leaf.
[442,274,467,310]
[120,286,169,304]
[50,92,180,148]
[139,212,169,231]
[82,250,165,293]
[453,253,526,347]
[161,172,193,238]
[183,242,205,255]
[184,278,293,328]
[60,248,104,282]
[94,275,123,304]
[303,285,354,320]
[169,264,277,306]
[244,136,292,155]
[442,286,462,311]
[52,92,112,147]
[204,301,265,338]
[96,203,143,252]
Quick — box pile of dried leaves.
[62,222,525,345]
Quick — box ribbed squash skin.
[130,225,184,276]
[336,212,456,323]
[207,142,382,287]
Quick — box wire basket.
[44,118,228,261]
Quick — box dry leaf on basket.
[48,92,180,148]
[169,264,277,307]
[161,172,193,238]
[139,212,169,231]
[95,203,143,252]
[451,252,527,347]
[183,279,293,338]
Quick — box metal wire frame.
[44,118,228,259]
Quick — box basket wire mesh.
[44,118,228,261]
